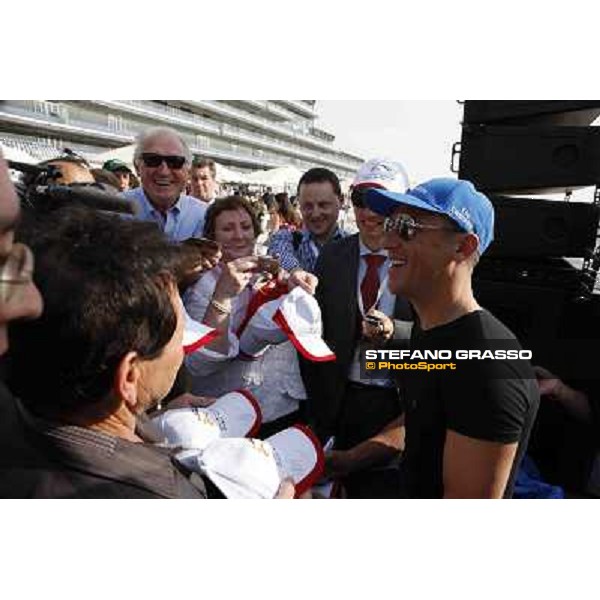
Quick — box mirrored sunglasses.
[383,213,459,241]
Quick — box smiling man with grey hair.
[124,127,206,241]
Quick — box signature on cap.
[449,206,473,229]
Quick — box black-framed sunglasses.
[140,153,187,170]
[383,213,459,241]
[0,243,34,303]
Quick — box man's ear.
[455,233,479,260]
[113,351,141,411]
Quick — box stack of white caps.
[179,424,324,499]
[153,390,262,450]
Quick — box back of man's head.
[9,206,180,420]
[39,148,95,185]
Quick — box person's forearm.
[555,382,592,424]
[346,416,405,473]
[202,293,234,354]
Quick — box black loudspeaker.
[459,101,600,364]
[473,277,567,341]
[486,195,600,258]
[473,276,600,377]
[458,124,600,193]
[463,101,600,126]
[474,257,591,294]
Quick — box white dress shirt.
[347,238,396,387]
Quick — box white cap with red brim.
[272,287,336,362]
[238,286,335,362]
[153,389,262,451]
[178,424,324,499]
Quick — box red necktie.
[361,254,386,312]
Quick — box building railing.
[230,100,308,123]
[0,103,132,145]
[181,100,353,158]
[89,100,360,171]
[0,100,360,176]
[275,100,317,118]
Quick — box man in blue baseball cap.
[366,178,539,498]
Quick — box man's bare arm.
[325,415,405,479]
[443,429,518,498]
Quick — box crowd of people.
[0,124,598,498]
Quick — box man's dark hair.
[192,157,217,179]
[297,167,342,198]
[8,206,180,419]
[203,195,261,240]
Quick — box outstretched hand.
[361,309,394,342]
[533,366,563,397]
[178,239,222,288]
[286,269,318,295]
[163,393,217,410]
[214,255,259,298]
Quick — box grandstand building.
[0,100,363,177]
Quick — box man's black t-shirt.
[400,309,539,498]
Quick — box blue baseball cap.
[366,178,495,253]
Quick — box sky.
[315,101,463,185]
[314,100,597,203]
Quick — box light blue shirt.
[267,226,348,274]
[124,187,207,241]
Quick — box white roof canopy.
[244,165,303,190]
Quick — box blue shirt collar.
[139,187,183,216]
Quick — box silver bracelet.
[210,298,231,315]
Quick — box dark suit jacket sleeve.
[300,237,414,440]
[387,293,414,348]
[299,243,351,442]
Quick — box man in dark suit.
[301,158,413,498]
